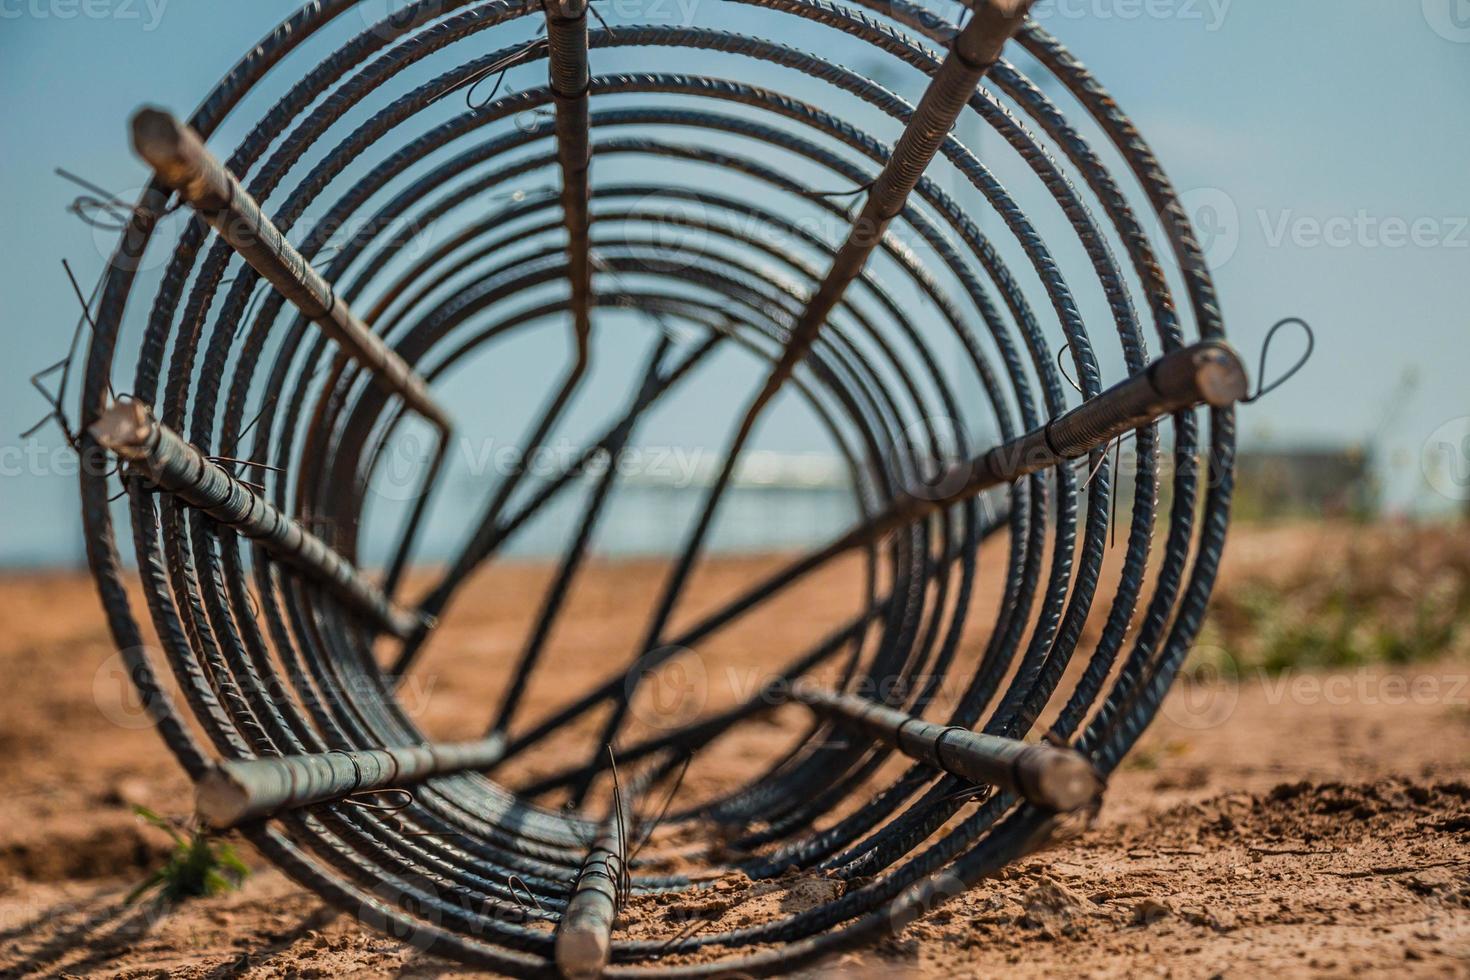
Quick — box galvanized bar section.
[556,814,626,978]
[556,752,647,980]
[792,683,1101,812]
[545,0,594,344]
[914,339,1248,508]
[793,340,1248,556]
[749,0,1036,405]
[90,400,422,640]
[193,735,508,829]
[129,108,452,431]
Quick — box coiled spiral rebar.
[78,0,1242,975]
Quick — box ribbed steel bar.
[555,751,645,980]
[489,336,673,736]
[848,339,1248,539]
[791,683,1101,812]
[129,109,452,432]
[545,0,595,343]
[496,339,1243,770]
[90,400,421,639]
[748,0,1038,405]
[385,331,723,679]
[568,0,1037,799]
[515,600,891,798]
[194,736,510,828]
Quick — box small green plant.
[1200,527,1470,674]
[126,806,249,906]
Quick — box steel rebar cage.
[78,0,1242,975]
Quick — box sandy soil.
[1,523,1468,977]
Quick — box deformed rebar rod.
[488,337,674,737]
[569,0,1038,799]
[555,752,640,980]
[167,336,1234,827]
[544,0,594,343]
[495,339,1245,774]
[129,108,452,433]
[750,0,1038,404]
[791,683,1101,812]
[836,339,1250,542]
[515,605,888,798]
[386,331,724,679]
[193,736,509,828]
[90,400,422,639]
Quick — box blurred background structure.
[2,0,1468,568]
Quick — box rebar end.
[1192,342,1251,408]
[194,765,254,830]
[130,107,188,170]
[130,106,219,206]
[89,400,155,460]
[556,923,611,980]
[954,0,1037,66]
[1015,745,1102,813]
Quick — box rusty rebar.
[129,108,452,432]
[90,400,421,639]
[544,0,594,345]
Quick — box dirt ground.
[1,523,1468,978]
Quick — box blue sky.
[1,0,1467,566]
